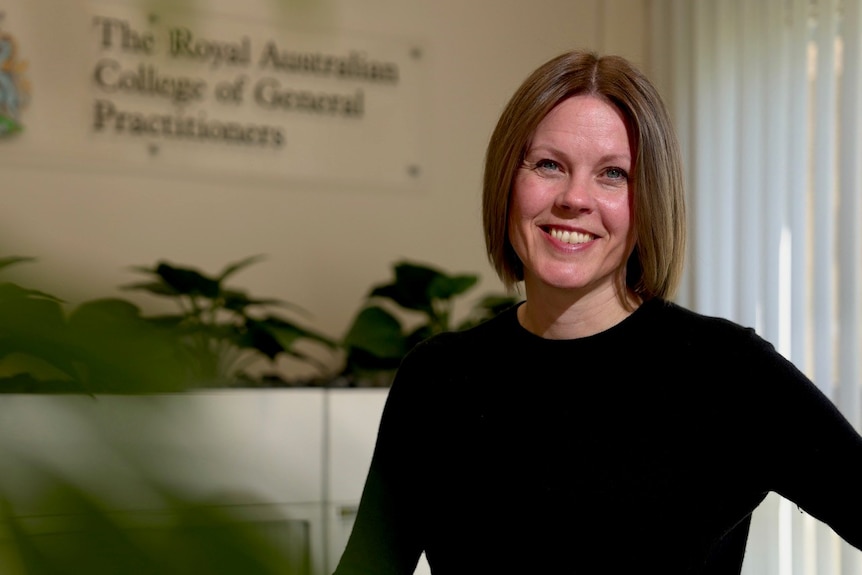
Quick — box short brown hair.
[483,49,686,302]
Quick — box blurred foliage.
[0,255,338,393]
[1,465,308,575]
[0,257,188,393]
[340,260,519,386]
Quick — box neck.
[517,285,640,340]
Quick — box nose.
[554,175,594,212]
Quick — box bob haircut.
[483,49,686,303]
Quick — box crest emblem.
[0,12,31,137]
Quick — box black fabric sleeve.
[748,334,862,551]
[332,341,438,575]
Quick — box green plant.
[340,260,519,386]
[122,255,338,387]
[0,256,188,394]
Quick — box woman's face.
[508,94,634,297]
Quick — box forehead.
[531,95,631,150]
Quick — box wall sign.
[2,1,427,191]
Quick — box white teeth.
[550,228,593,244]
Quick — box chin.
[532,274,594,291]
[526,266,620,294]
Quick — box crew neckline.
[506,297,663,345]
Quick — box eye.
[533,158,562,172]
[603,166,628,180]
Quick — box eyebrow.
[595,153,632,165]
[526,144,631,166]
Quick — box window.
[648,0,861,572]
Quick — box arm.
[332,343,436,575]
[751,336,862,550]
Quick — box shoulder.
[377,304,520,424]
[641,298,767,352]
[389,302,520,392]
[643,298,747,331]
[403,301,521,361]
[643,300,822,402]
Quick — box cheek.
[507,185,533,256]
[600,194,633,235]
[506,203,524,252]
[509,177,543,221]
[507,182,524,230]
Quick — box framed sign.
[1,1,427,192]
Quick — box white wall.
[1,0,648,380]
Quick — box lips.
[548,227,595,245]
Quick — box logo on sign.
[0,12,31,137]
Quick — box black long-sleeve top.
[334,298,862,574]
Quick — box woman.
[333,49,862,574]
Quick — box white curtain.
[647,0,862,574]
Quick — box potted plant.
[338,260,519,387]
[122,254,339,388]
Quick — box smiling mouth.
[548,227,595,245]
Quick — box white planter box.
[0,390,325,508]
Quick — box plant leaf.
[120,280,180,296]
[139,314,188,328]
[154,263,221,298]
[220,288,255,313]
[0,288,69,342]
[217,254,267,282]
[342,306,406,359]
[0,255,37,272]
[427,273,478,300]
[0,291,81,384]
[0,281,65,303]
[63,298,190,393]
[368,261,445,314]
[475,293,520,309]
[239,319,285,360]
[259,315,337,348]
[457,293,521,331]
[68,297,143,323]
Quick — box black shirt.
[334,298,862,574]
